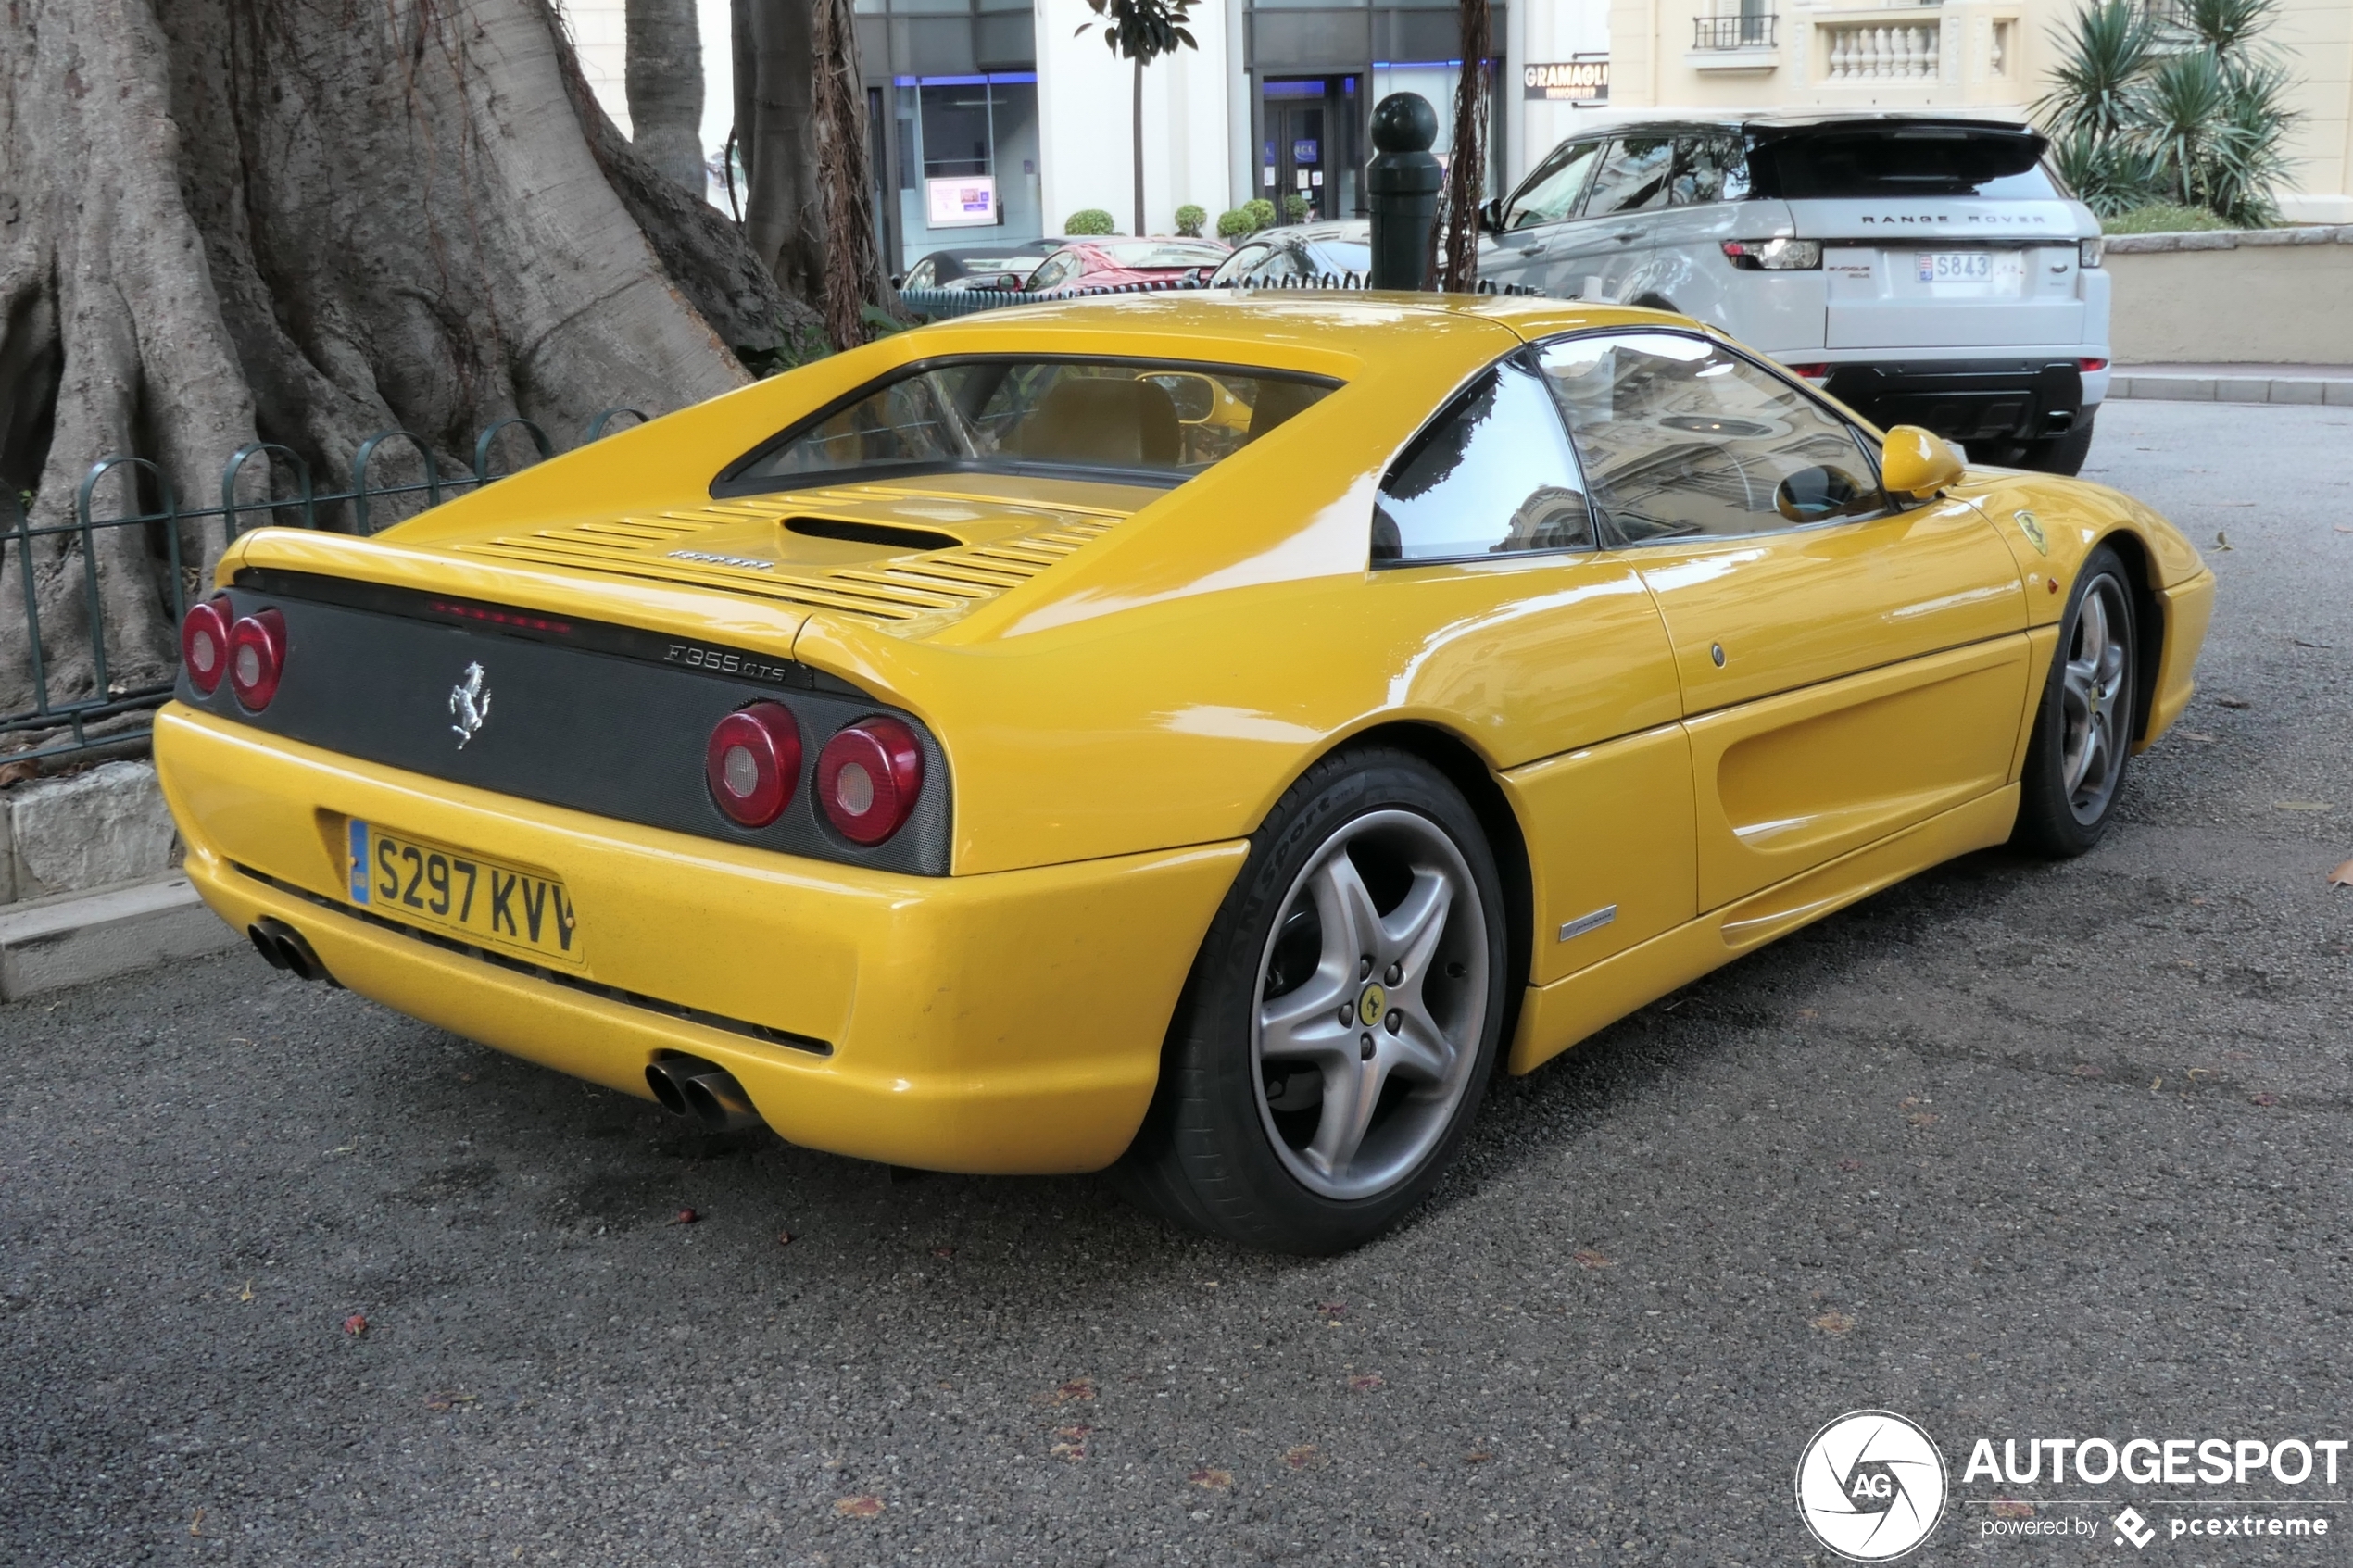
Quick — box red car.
[1023,238,1229,294]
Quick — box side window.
[1503,140,1604,230]
[1668,134,1751,207]
[1373,358,1594,565]
[1582,137,1679,218]
[1029,251,1080,292]
[1536,332,1884,545]
[903,258,937,289]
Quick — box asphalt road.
[4,399,2349,1567]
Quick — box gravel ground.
[4,400,2348,1566]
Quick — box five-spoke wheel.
[1121,748,1508,1254]
[2016,544,2139,856]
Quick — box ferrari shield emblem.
[2013,509,2048,555]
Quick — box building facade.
[1605,0,2353,220]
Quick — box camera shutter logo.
[1795,1410,1948,1561]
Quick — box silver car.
[1480,112,2110,474]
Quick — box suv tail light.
[227,609,287,709]
[1783,363,1831,382]
[706,702,802,828]
[2080,237,2104,269]
[816,718,923,845]
[181,596,233,694]
[1721,238,1822,271]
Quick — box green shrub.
[2103,202,2233,233]
[1215,207,1255,239]
[1064,208,1116,236]
[1243,198,1277,232]
[1174,204,1207,237]
[1281,194,1312,222]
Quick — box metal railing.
[900,270,1544,320]
[1,408,647,771]
[1693,13,1778,47]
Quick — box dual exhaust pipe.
[646,1055,765,1133]
[248,918,334,985]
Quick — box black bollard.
[1366,93,1441,292]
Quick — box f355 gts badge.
[449,661,493,748]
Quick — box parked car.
[1025,238,1230,294]
[1482,113,2110,473]
[895,241,1062,293]
[157,295,2209,1253]
[1208,222,1375,286]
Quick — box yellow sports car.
[156,296,2212,1253]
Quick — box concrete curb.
[2109,372,2353,407]
[0,874,243,1001]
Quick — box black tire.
[1120,747,1509,1254]
[2013,544,2138,857]
[2015,408,2097,477]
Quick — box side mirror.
[1478,196,1506,234]
[1774,464,1869,524]
[1880,424,1965,501]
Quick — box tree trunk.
[0,0,812,745]
[736,0,895,345]
[1439,0,1491,293]
[627,0,710,194]
[1133,57,1147,238]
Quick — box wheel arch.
[2095,528,2166,744]
[1320,720,1535,1055]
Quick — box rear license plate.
[1919,251,1994,282]
[346,820,583,965]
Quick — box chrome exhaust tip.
[645,1055,764,1133]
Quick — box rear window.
[715,358,1339,495]
[1754,127,2057,200]
[1099,241,1229,270]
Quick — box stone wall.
[2108,226,2353,365]
[1,761,182,905]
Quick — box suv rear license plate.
[1917,251,2003,283]
[346,820,583,965]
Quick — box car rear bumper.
[154,704,1245,1174]
[1821,358,2095,445]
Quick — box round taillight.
[705,702,802,828]
[227,608,287,709]
[180,596,233,694]
[816,718,923,846]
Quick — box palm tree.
[1438,0,1491,291]
[1080,0,1200,236]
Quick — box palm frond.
[2032,0,2158,142]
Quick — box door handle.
[1524,242,1549,255]
[1613,230,1641,244]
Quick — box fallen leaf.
[1051,1442,1086,1462]
[1348,1374,1385,1393]
[2072,1064,2104,1078]
[2214,530,2232,550]
[237,1279,254,1302]
[1795,1008,1818,1020]
[834,1495,884,1518]
[1571,1249,1617,1270]
[670,1208,698,1225]
[2292,638,2333,649]
[2327,860,2353,889]
[342,1313,368,1337]
[424,1391,476,1411]
[1054,1424,1093,1441]
[0,760,36,787]
[1812,1311,1856,1335]
[931,1246,954,1259]
[2152,1077,2163,1091]
[1837,1160,1862,1172]
[776,1230,794,1247]
[188,1508,206,1537]
[1991,1499,2035,1520]
[1284,1444,1320,1471]
[2336,524,2353,533]
[1038,1377,1096,1406]
[2217,696,2251,709]
[2252,1093,2279,1107]
[1906,1112,1940,1128]
[2274,801,2333,812]
[2177,730,2218,743]
[1316,1300,1347,1319]
[1466,1450,1492,1463]
[1189,1468,1233,1490]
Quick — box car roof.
[1549,107,2037,136]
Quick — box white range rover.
[1479,112,2110,474]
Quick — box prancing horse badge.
[449,661,492,748]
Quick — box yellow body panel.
[157,295,2216,1173]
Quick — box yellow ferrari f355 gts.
[157,295,2213,1253]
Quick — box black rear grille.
[187,570,951,876]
